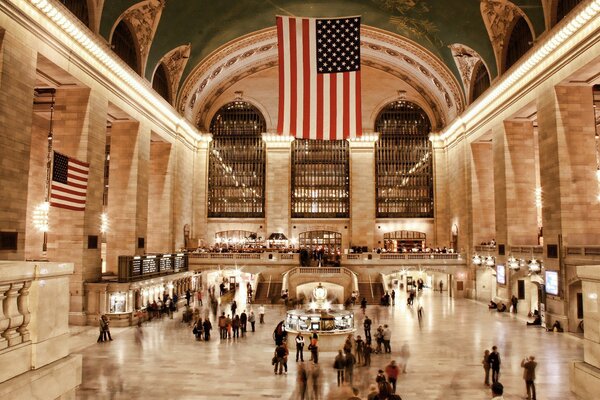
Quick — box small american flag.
[276,16,362,140]
[50,151,89,211]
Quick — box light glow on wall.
[32,202,50,232]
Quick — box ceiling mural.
[99,1,545,86]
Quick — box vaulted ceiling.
[99,0,546,85]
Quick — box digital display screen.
[546,270,559,295]
[496,264,506,285]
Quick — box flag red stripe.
[289,18,297,136]
[49,202,85,211]
[68,173,88,183]
[302,19,311,139]
[276,17,285,135]
[67,157,89,168]
[69,164,88,175]
[316,73,323,140]
[343,72,350,139]
[50,193,87,204]
[330,74,337,139]
[355,71,362,135]
[51,185,86,197]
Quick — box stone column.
[192,137,210,244]
[492,120,538,247]
[264,137,292,242]
[349,138,376,250]
[46,88,107,325]
[0,30,36,260]
[147,141,174,253]
[470,142,495,247]
[172,136,196,251]
[432,142,449,248]
[537,85,600,248]
[106,121,150,272]
[572,265,600,399]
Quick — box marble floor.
[73,290,583,400]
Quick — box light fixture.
[484,256,495,267]
[33,202,50,232]
[472,254,482,265]
[100,212,109,234]
[528,259,542,274]
[507,255,521,271]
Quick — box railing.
[565,246,600,256]
[474,245,496,252]
[0,261,75,383]
[188,252,299,264]
[368,273,374,299]
[266,275,272,299]
[346,254,361,260]
[510,245,543,255]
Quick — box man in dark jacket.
[202,319,212,341]
[364,315,372,341]
[488,345,501,383]
[521,356,537,400]
[240,310,247,336]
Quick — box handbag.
[272,356,278,365]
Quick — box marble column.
[0,29,36,260]
[46,88,107,325]
[172,136,196,251]
[432,142,449,248]
[106,121,150,272]
[147,141,174,253]
[572,265,600,399]
[349,138,376,250]
[192,138,210,244]
[470,142,495,247]
[264,137,292,242]
[492,120,538,247]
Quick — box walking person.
[488,345,501,383]
[355,335,364,365]
[185,289,191,306]
[361,297,367,313]
[482,349,491,386]
[385,360,400,393]
[399,343,410,373]
[240,310,247,336]
[439,279,443,293]
[259,304,265,324]
[334,350,345,386]
[364,315,372,341]
[391,289,395,306]
[363,341,372,366]
[521,356,537,400]
[295,332,305,362]
[101,315,112,341]
[297,361,308,400]
[345,349,356,385]
[274,343,287,375]
[218,312,227,339]
[231,300,237,316]
[232,314,240,338]
[248,310,256,332]
[203,318,212,341]
[309,332,319,364]
[511,295,519,314]
[383,324,392,353]
[97,315,107,342]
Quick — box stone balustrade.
[0,261,81,398]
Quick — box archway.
[298,230,342,255]
[383,230,426,252]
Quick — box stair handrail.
[266,274,272,299]
[368,273,374,299]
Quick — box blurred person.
[297,361,308,400]
[274,342,288,375]
[367,384,379,400]
[248,310,256,332]
[203,318,212,341]
[334,350,346,386]
[218,312,227,339]
[355,335,365,365]
[521,355,537,400]
[491,382,504,400]
[240,310,247,335]
[345,349,357,385]
[232,314,240,338]
[296,332,305,362]
[399,343,410,373]
[375,325,384,354]
[347,387,361,400]
[363,341,372,366]
[259,304,266,324]
[383,324,392,353]
[364,315,372,341]
[488,346,501,383]
[385,360,400,393]
[225,314,233,339]
[310,362,322,400]
[482,349,491,386]
[309,331,319,363]
[361,297,368,313]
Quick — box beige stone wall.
[470,142,495,246]
[445,137,471,252]
[192,143,209,243]
[432,145,449,248]
[265,142,292,242]
[172,139,195,251]
[349,141,376,250]
[0,30,36,261]
[147,141,174,253]
[106,121,150,271]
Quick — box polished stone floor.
[73,290,583,400]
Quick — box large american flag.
[50,151,89,211]
[276,16,362,140]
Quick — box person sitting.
[550,320,563,332]
[496,303,507,312]
[488,300,497,309]
[527,310,542,326]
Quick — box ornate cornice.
[120,0,165,73]
[449,43,488,103]
[157,44,191,105]
[178,25,465,131]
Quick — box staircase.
[358,282,385,305]
[254,282,283,304]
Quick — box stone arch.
[501,15,535,73]
[152,44,191,107]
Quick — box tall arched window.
[292,140,350,218]
[504,17,533,72]
[375,101,433,218]
[471,62,491,103]
[152,63,171,103]
[556,0,583,23]
[208,102,266,218]
[59,0,90,27]
[111,21,139,73]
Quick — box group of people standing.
[482,345,538,400]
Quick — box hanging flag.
[276,16,362,140]
[50,151,89,211]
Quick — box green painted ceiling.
[100,0,546,85]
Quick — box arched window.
[375,101,433,218]
[292,140,350,218]
[111,21,139,73]
[152,63,171,103]
[208,101,266,218]
[298,231,342,254]
[471,62,491,103]
[59,0,90,27]
[504,17,533,72]
[556,0,583,23]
